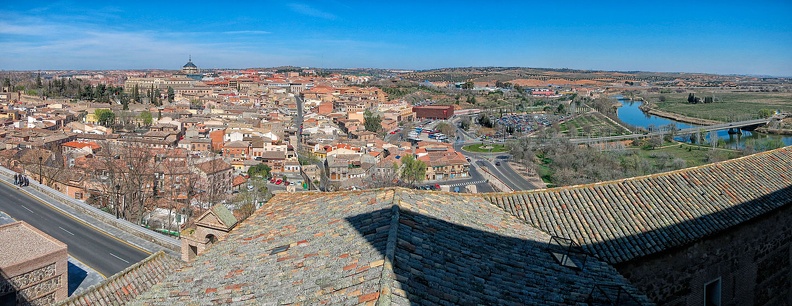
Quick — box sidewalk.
[0,167,180,257]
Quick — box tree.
[132,84,140,102]
[95,109,115,127]
[153,89,162,106]
[478,114,493,128]
[461,81,474,90]
[758,109,774,118]
[248,163,272,178]
[556,104,565,114]
[459,116,471,131]
[140,111,153,126]
[363,109,382,132]
[233,182,268,222]
[435,122,456,137]
[648,136,663,149]
[399,154,427,186]
[121,93,130,110]
[167,86,175,102]
[687,93,696,103]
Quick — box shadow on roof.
[346,206,652,305]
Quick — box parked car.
[276,179,282,185]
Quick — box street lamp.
[115,184,120,219]
[38,156,42,184]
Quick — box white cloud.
[0,15,296,70]
[287,3,336,20]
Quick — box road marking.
[0,177,154,256]
[441,180,487,188]
[59,226,75,235]
[20,205,34,213]
[109,252,130,264]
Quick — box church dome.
[182,56,199,74]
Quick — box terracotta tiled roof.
[133,188,651,305]
[58,251,180,306]
[195,159,232,174]
[232,175,247,187]
[483,146,792,264]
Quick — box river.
[615,97,792,149]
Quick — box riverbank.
[755,127,792,135]
[638,102,721,125]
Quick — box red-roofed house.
[61,141,101,154]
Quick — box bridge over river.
[570,118,772,145]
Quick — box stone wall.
[1,258,67,305]
[616,204,792,305]
[477,167,512,192]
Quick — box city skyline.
[1,1,791,76]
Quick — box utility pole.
[115,184,120,219]
[38,156,42,185]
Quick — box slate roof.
[58,251,181,306]
[483,146,792,264]
[211,204,238,229]
[133,188,651,305]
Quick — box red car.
[284,181,290,186]
[389,131,397,134]
[275,179,282,185]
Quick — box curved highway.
[0,181,150,277]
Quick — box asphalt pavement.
[452,122,540,191]
[0,181,150,277]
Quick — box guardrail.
[0,166,180,252]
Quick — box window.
[704,278,721,306]
[75,192,82,200]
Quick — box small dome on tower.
[182,56,199,74]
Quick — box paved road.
[453,133,538,191]
[0,182,150,277]
[477,159,539,191]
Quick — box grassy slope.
[647,92,792,122]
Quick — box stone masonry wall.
[616,203,792,305]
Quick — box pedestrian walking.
[24,176,29,186]
[14,173,18,185]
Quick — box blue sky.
[1,1,790,76]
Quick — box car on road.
[390,131,397,134]
[495,161,501,166]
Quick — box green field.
[629,142,741,168]
[462,143,509,153]
[646,92,792,122]
[559,112,632,137]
